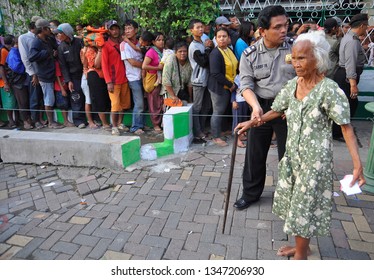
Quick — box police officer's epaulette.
[243,45,256,57]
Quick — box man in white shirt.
[120,20,145,135]
[18,16,45,129]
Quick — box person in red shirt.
[101,20,131,136]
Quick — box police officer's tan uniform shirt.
[239,38,296,99]
[338,29,366,79]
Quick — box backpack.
[83,26,107,47]
[6,47,25,74]
[5,47,26,88]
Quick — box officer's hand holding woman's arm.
[242,88,263,122]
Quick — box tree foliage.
[116,0,220,36]
[58,0,117,27]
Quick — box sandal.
[118,123,129,132]
[237,140,246,148]
[23,123,34,130]
[48,122,64,129]
[212,138,228,147]
[133,129,145,135]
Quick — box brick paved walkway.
[0,120,373,260]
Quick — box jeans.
[209,89,230,138]
[192,86,211,137]
[28,76,43,122]
[128,80,145,132]
[69,78,86,126]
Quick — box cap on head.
[106,20,120,30]
[35,19,51,29]
[349,13,369,27]
[332,16,342,26]
[324,18,338,30]
[215,16,231,26]
[31,16,42,23]
[57,23,74,40]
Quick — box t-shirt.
[121,40,142,82]
[0,47,9,88]
[145,47,162,74]
[54,60,67,91]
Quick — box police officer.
[234,5,296,210]
[332,13,368,141]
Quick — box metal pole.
[222,132,239,234]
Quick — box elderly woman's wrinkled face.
[175,46,188,62]
[291,41,317,77]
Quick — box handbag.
[143,72,157,93]
[176,58,190,102]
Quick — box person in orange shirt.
[101,20,131,136]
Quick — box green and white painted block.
[140,105,193,161]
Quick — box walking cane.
[222,131,239,234]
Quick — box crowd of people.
[0,7,371,259]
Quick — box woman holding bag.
[142,32,164,133]
[162,41,192,107]
[208,27,238,147]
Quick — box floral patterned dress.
[271,77,350,238]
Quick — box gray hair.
[294,31,331,74]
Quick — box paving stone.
[48,221,73,232]
[124,242,151,257]
[17,219,42,235]
[70,245,92,260]
[76,175,96,185]
[341,221,361,240]
[359,232,374,243]
[102,250,132,260]
[317,236,337,258]
[146,247,165,260]
[39,231,65,250]
[184,232,201,251]
[178,221,204,233]
[0,243,11,255]
[69,216,91,225]
[72,234,100,247]
[9,201,34,213]
[246,220,271,230]
[85,210,110,219]
[242,237,257,259]
[0,246,22,260]
[336,248,370,260]
[336,205,363,215]
[162,184,184,191]
[330,228,350,249]
[128,215,154,226]
[258,229,272,250]
[257,248,283,260]
[80,218,103,235]
[0,189,8,200]
[55,253,72,260]
[31,249,59,260]
[6,234,33,247]
[352,214,372,232]
[200,223,218,243]
[60,224,85,242]
[51,241,80,255]
[27,227,54,239]
[88,238,113,259]
[128,224,150,243]
[77,183,91,196]
[178,249,208,260]
[108,231,132,252]
[348,240,374,254]
[141,235,171,249]
[92,227,119,240]
[100,212,119,229]
[14,237,45,259]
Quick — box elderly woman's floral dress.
[271,77,350,238]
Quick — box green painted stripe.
[121,139,141,167]
[173,112,190,139]
[154,139,174,157]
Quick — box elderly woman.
[161,41,192,105]
[208,27,238,147]
[236,31,365,260]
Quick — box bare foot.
[277,245,311,257]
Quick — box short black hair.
[4,35,15,45]
[188,19,203,30]
[140,30,154,42]
[174,40,188,51]
[28,22,36,30]
[214,27,230,37]
[165,37,175,49]
[124,19,139,29]
[258,5,287,30]
[50,20,61,27]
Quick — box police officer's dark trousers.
[241,98,287,201]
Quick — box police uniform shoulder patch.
[243,45,256,57]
